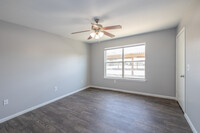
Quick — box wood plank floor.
[0,88,192,133]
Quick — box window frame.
[104,43,146,81]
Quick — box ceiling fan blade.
[87,35,93,40]
[103,25,122,30]
[102,31,115,38]
[71,30,90,34]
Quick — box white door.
[176,28,186,112]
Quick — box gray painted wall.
[0,20,90,120]
[178,1,200,132]
[90,29,176,97]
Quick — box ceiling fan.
[71,18,122,40]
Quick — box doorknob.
[180,75,185,78]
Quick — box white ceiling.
[0,0,196,43]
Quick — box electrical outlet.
[114,80,116,84]
[54,86,58,92]
[3,99,8,106]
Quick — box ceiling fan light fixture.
[90,32,96,38]
[90,32,103,39]
[95,34,100,39]
[99,32,104,37]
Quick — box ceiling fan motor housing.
[92,24,103,33]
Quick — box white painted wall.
[90,29,176,97]
[0,20,90,120]
[178,1,200,132]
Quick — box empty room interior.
[0,0,200,133]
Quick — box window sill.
[104,77,147,82]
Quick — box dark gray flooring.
[0,88,192,133]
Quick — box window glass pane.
[124,61,145,79]
[106,48,122,62]
[106,63,122,77]
[124,45,145,62]
[104,44,145,79]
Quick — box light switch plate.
[187,64,190,71]
[3,99,8,106]
[54,86,58,92]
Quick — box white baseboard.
[184,113,198,133]
[0,86,89,124]
[90,85,177,100]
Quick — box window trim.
[104,43,146,81]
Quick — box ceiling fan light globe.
[95,35,100,39]
[90,32,96,38]
[99,32,104,37]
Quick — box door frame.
[176,27,186,112]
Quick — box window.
[104,43,145,80]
